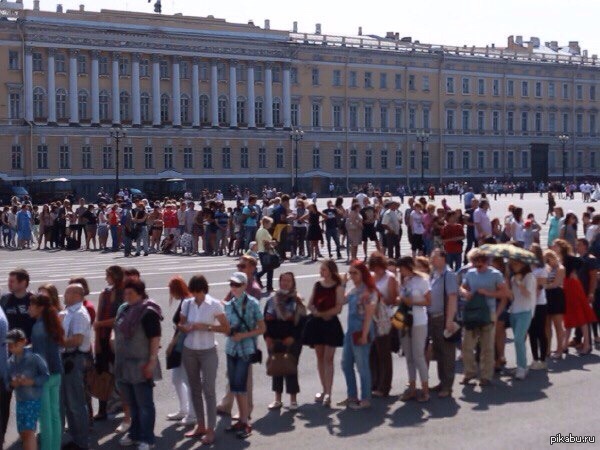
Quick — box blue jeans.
[510,311,533,369]
[227,354,251,394]
[110,225,119,251]
[446,252,462,271]
[135,225,149,254]
[119,380,156,445]
[325,227,341,257]
[61,353,89,448]
[341,334,372,401]
[243,226,257,250]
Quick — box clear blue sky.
[23,0,600,55]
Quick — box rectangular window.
[423,109,430,130]
[311,68,319,86]
[394,107,402,130]
[349,71,357,88]
[446,77,454,94]
[350,149,357,169]
[365,149,373,169]
[276,147,284,169]
[380,107,389,129]
[577,113,583,133]
[380,73,387,89]
[291,103,299,127]
[77,55,87,75]
[381,149,388,169]
[160,60,169,79]
[590,114,596,135]
[334,148,341,169]
[9,93,20,119]
[462,110,470,132]
[408,74,415,91]
[462,151,470,170]
[59,145,69,170]
[507,80,514,96]
[183,147,193,169]
[144,146,153,169]
[221,147,231,169]
[562,83,569,99]
[332,70,342,87]
[478,151,485,170]
[462,77,470,94]
[591,85,596,101]
[311,104,321,127]
[446,110,455,131]
[507,151,514,170]
[203,146,213,169]
[521,111,528,132]
[140,59,149,77]
[492,111,500,132]
[478,78,485,95]
[507,111,514,132]
[312,148,320,169]
[8,50,19,70]
[395,149,403,168]
[11,145,22,170]
[364,72,373,88]
[447,150,454,170]
[32,52,42,72]
[37,145,48,169]
[199,62,209,80]
[591,151,597,169]
[493,151,500,170]
[535,81,542,97]
[522,151,529,169]
[548,82,555,99]
[259,147,267,169]
[478,111,485,132]
[124,146,133,170]
[163,146,173,169]
[493,79,500,96]
[98,56,108,75]
[240,147,249,169]
[535,112,542,132]
[521,81,529,97]
[272,66,281,83]
[119,58,129,76]
[409,108,416,130]
[290,68,298,84]
[254,65,263,82]
[180,61,189,79]
[333,105,342,128]
[549,113,556,132]
[81,145,92,169]
[577,151,583,168]
[410,150,416,170]
[365,106,373,128]
[576,84,583,100]
[395,73,402,90]
[562,113,569,133]
[423,76,430,91]
[102,146,113,169]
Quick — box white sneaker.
[515,367,528,380]
[538,361,548,370]
[166,412,185,421]
[119,435,137,446]
[529,361,541,370]
[116,420,131,433]
[180,415,197,426]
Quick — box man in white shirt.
[381,200,402,259]
[473,200,492,243]
[355,190,368,209]
[409,203,425,256]
[61,284,92,449]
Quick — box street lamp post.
[290,128,304,194]
[109,126,126,198]
[558,134,569,183]
[416,129,430,190]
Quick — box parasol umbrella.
[479,243,538,265]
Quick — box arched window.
[160,93,170,122]
[119,91,130,121]
[180,94,190,123]
[273,97,282,127]
[56,88,67,120]
[218,95,228,125]
[140,93,150,122]
[255,96,264,126]
[78,89,88,120]
[99,90,109,121]
[33,87,45,119]
[199,95,209,125]
[236,96,246,125]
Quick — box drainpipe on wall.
[18,17,34,182]
[344,48,350,194]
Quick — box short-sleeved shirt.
[473,208,491,239]
[533,267,548,305]
[181,295,224,350]
[322,208,338,230]
[381,209,400,235]
[255,227,272,253]
[225,294,263,358]
[60,302,92,353]
[242,206,258,227]
[401,276,430,326]
[410,210,425,234]
[441,223,464,254]
[429,269,458,316]
[1,293,35,339]
[346,286,377,334]
[360,206,376,225]
[463,267,505,314]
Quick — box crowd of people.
[0,185,598,449]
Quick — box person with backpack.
[428,249,459,398]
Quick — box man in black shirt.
[323,200,342,259]
[0,268,34,447]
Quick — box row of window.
[19,145,596,172]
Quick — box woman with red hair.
[338,260,378,410]
[165,276,196,426]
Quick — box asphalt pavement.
[1,193,599,450]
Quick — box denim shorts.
[16,399,41,432]
[227,354,250,394]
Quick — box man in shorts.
[361,198,381,257]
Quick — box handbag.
[266,352,297,377]
[232,296,263,364]
[391,303,413,331]
[373,296,392,337]
[463,292,492,330]
[261,251,281,271]
[86,369,114,401]
[166,331,187,370]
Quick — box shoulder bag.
[463,292,492,330]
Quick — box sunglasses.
[230,282,242,288]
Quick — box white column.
[91,51,100,126]
[172,56,181,127]
[24,47,33,122]
[69,50,79,125]
[229,60,238,128]
[210,59,219,127]
[131,53,141,127]
[111,52,120,125]
[283,63,292,129]
[247,64,256,129]
[47,49,56,125]
[192,58,200,128]
[152,55,161,126]
[265,62,273,128]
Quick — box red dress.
[563,256,597,328]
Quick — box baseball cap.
[229,272,248,285]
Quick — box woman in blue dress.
[16,204,32,249]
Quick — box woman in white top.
[528,245,549,370]
[398,257,431,402]
[508,258,537,380]
[510,207,525,247]
[179,275,230,445]
[368,252,398,398]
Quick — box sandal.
[185,427,207,438]
[268,401,283,410]
[201,432,215,446]
[400,389,417,402]
[417,391,430,403]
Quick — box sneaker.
[236,423,252,439]
[180,416,197,426]
[116,420,131,434]
[119,435,137,447]
[166,412,185,421]
[515,367,528,380]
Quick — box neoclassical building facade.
[0,3,599,195]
